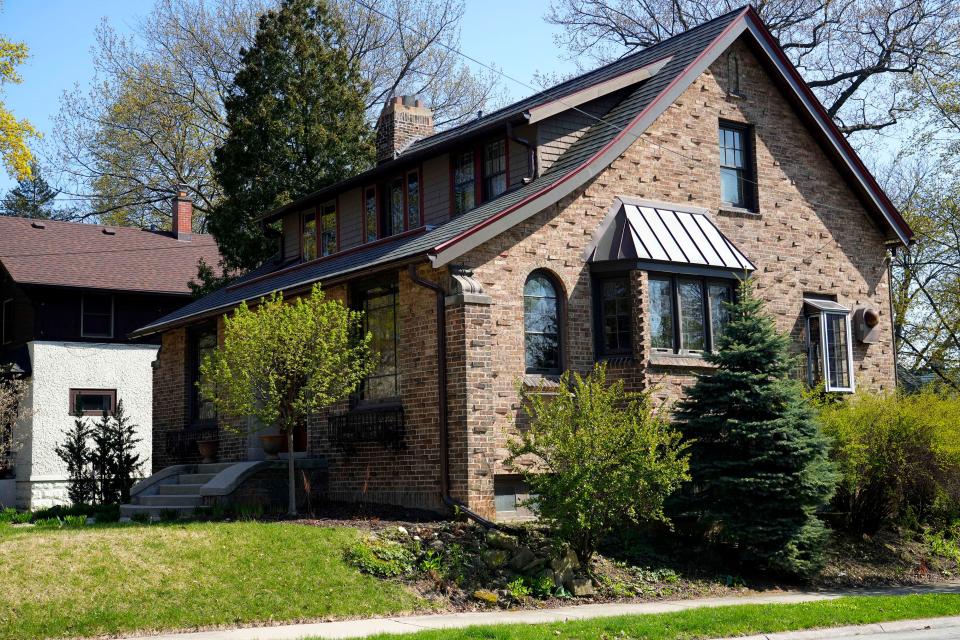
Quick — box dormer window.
[453,151,476,216]
[483,139,507,200]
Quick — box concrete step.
[178,473,215,485]
[196,462,235,474]
[138,494,203,507]
[157,483,203,496]
[119,504,196,521]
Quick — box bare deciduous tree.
[545,0,960,137]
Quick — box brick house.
[132,7,912,521]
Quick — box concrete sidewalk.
[130,583,960,640]
[732,615,960,639]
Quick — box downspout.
[406,263,498,529]
[507,121,537,184]
[885,246,899,389]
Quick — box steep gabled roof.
[0,216,221,295]
[133,6,911,336]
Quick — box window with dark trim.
[69,388,116,417]
[649,275,733,355]
[81,294,113,338]
[483,139,507,201]
[303,210,318,261]
[406,170,421,229]
[363,186,378,243]
[190,325,217,423]
[452,150,476,216]
[524,271,562,374]
[320,201,337,257]
[719,122,755,210]
[357,282,400,402]
[383,178,405,236]
[594,275,632,357]
[2,298,12,345]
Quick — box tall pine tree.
[210,0,374,271]
[674,279,836,576]
[1,162,59,219]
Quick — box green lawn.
[0,521,423,640]
[366,594,960,640]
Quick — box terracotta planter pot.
[259,434,286,460]
[197,438,219,464]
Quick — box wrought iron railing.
[329,406,405,450]
[165,427,219,463]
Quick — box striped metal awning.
[584,199,755,276]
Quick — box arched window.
[523,271,562,374]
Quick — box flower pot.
[197,438,219,464]
[259,434,286,460]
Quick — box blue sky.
[0,0,574,193]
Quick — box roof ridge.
[0,215,214,238]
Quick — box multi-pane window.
[192,326,217,422]
[359,283,400,401]
[407,170,421,228]
[384,178,404,236]
[453,151,476,216]
[303,210,318,261]
[595,276,632,356]
[483,139,507,201]
[81,294,113,338]
[523,271,562,374]
[320,202,337,257]
[649,276,733,354]
[69,389,116,417]
[805,298,855,392]
[364,187,378,243]
[719,123,754,209]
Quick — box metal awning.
[803,298,850,313]
[584,199,755,276]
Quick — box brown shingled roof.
[0,216,221,295]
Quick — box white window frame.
[81,294,115,339]
[804,298,855,393]
[2,298,12,345]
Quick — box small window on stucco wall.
[70,389,116,416]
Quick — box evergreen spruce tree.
[1,162,59,219]
[54,418,95,505]
[90,400,143,505]
[674,279,837,576]
[210,0,374,271]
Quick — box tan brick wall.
[454,37,897,507]
[151,328,187,471]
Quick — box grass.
[366,594,960,639]
[0,521,423,640]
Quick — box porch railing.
[164,427,218,463]
[328,406,404,450]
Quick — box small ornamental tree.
[90,400,144,505]
[55,419,95,505]
[673,279,837,576]
[507,364,689,565]
[198,284,375,514]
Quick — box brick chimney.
[172,184,192,241]
[375,95,434,164]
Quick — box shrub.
[33,517,62,529]
[673,280,836,577]
[507,363,689,565]
[63,514,87,528]
[346,539,415,578]
[90,400,144,505]
[10,510,31,524]
[54,419,95,505]
[815,389,960,533]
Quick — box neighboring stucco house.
[133,8,912,521]
[0,193,220,508]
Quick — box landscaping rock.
[520,556,546,574]
[567,577,595,597]
[486,530,519,551]
[472,589,498,605]
[553,568,573,588]
[482,549,509,569]
[550,546,580,573]
[509,547,537,571]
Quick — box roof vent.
[31,221,45,229]
[102,228,116,235]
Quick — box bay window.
[804,298,855,392]
[649,276,733,355]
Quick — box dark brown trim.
[69,388,116,417]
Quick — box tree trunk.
[286,427,297,516]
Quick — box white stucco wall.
[13,341,158,509]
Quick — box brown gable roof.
[0,216,221,295]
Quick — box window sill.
[717,205,759,217]
[648,354,716,369]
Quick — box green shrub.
[346,539,415,578]
[63,514,87,528]
[33,517,62,529]
[10,510,31,524]
[0,507,16,523]
[508,363,689,565]
[815,390,960,533]
[506,576,532,601]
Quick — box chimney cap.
[176,183,190,199]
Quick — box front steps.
[120,463,234,521]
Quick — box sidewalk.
[132,583,960,640]
[731,615,960,640]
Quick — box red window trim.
[362,185,379,243]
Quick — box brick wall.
[151,328,187,471]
